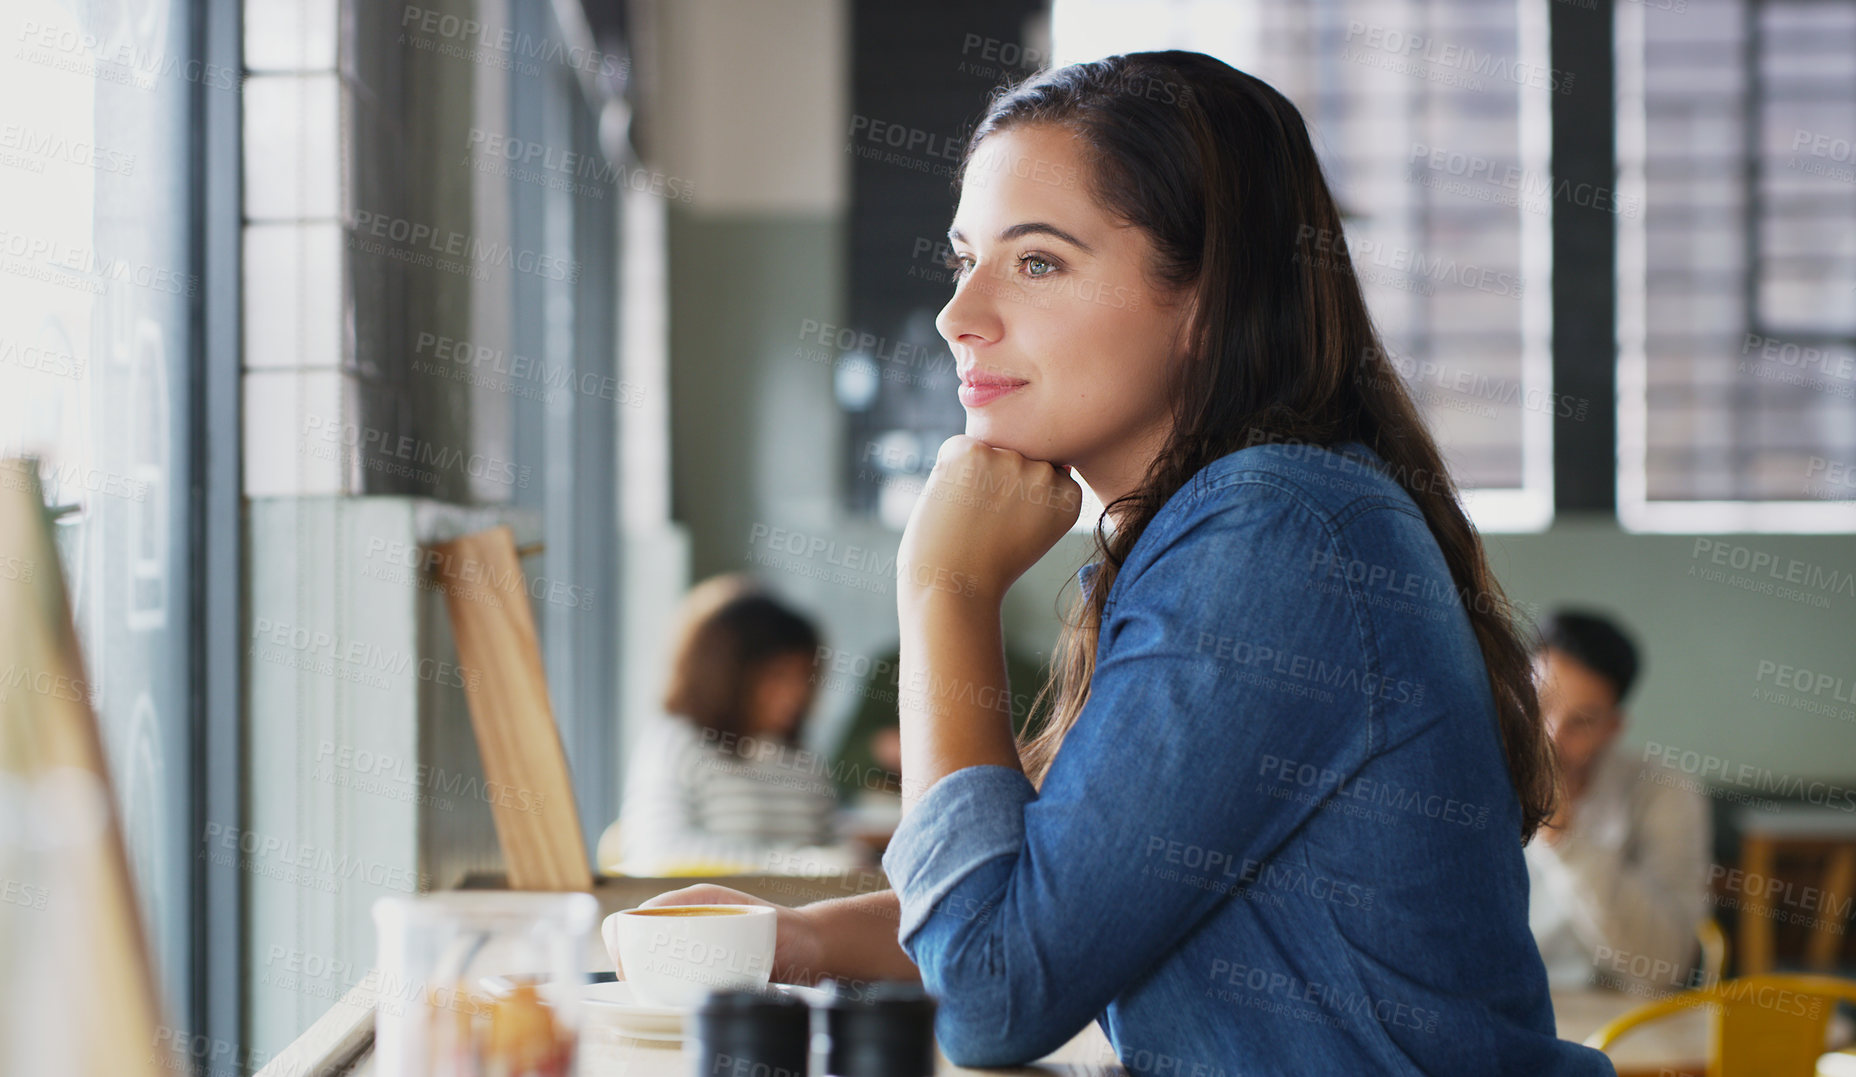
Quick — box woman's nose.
[937,268,1001,347]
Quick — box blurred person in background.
[826,640,1049,861]
[609,573,858,875]
[829,640,1048,803]
[1526,608,1712,995]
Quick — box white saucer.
[582,981,828,1043]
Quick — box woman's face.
[745,652,817,741]
[937,122,1197,508]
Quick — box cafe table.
[256,966,1128,1077]
[258,971,1712,1077]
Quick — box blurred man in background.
[1525,609,1713,995]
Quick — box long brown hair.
[661,573,822,745]
[967,52,1557,841]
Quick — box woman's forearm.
[796,888,921,984]
[896,589,1024,815]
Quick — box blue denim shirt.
[881,440,1616,1076]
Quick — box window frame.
[1615,0,1856,533]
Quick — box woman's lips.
[958,378,1028,407]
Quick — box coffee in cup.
[607,903,777,1008]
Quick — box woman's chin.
[962,416,1032,454]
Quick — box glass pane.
[1045,0,1555,529]
[1620,0,1856,527]
[0,0,197,1017]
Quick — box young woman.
[606,52,1614,1075]
[609,574,850,875]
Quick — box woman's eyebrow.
[947,222,1095,255]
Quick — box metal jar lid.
[820,979,937,1077]
[693,987,811,1077]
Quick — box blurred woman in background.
[610,573,853,875]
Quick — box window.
[1617,0,1856,531]
[0,0,208,1022]
[504,2,624,844]
[1048,0,1557,530]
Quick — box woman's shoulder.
[1191,439,1420,518]
[1131,440,1402,550]
[629,711,709,761]
[1107,439,1440,608]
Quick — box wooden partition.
[429,526,594,892]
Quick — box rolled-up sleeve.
[880,481,1385,1067]
[882,764,1039,943]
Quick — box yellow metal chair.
[1584,974,1856,1077]
[1697,915,1728,986]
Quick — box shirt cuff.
[881,765,1037,944]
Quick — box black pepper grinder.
[820,979,938,1077]
[693,987,812,1077]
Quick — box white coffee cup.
[605,903,778,1008]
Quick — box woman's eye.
[941,252,1057,282]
